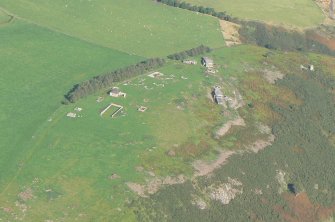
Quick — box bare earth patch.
[275,192,335,222]
[246,134,275,153]
[216,117,245,138]
[191,195,208,210]
[126,175,185,197]
[196,123,274,177]
[262,69,285,84]
[219,20,241,47]
[193,150,235,177]
[18,188,34,202]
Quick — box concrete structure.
[183,60,197,65]
[100,103,124,117]
[138,106,148,112]
[67,112,76,118]
[109,87,126,97]
[309,64,314,71]
[74,107,82,112]
[213,86,224,105]
[201,57,214,68]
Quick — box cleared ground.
[186,0,324,28]
[0,0,225,57]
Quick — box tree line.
[167,45,211,60]
[156,0,232,21]
[238,21,335,56]
[64,58,165,103]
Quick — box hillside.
[0,1,335,221]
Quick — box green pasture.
[0,19,142,220]
[186,0,324,28]
[0,0,225,57]
[0,43,286,221]
[0,61,223,220]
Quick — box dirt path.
[126,175,185,197]
[245,134,275,153]
[219,20,241,47]
[193,151,235,177]
[216,117,245,138]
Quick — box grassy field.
[0,58,226,221]
[186,0,324,28]
[0,19,142,221]
[1,1,334,221]
[0,0,225,57]
[1,20,335,220]
[0,41,300,221]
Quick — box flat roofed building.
[213,86,224,105]
[109,87,126,98]
[201,57,214,68]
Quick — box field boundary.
[0,6,138,57]
[0,8,14,26]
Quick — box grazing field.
[1,1,335,221]
[0,60,223,221]
[1,41,316,221]
[0,43,278,221]
[0,0,225,57]
[0,18,142,220]
[185,0,324,28]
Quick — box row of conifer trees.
[64,58,165,103]
[156,0,232,21]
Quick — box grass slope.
[186,0,324,28]
[0,43,295,221]
[0,59,225,221]
[0,19,141,205]
[0,0,225,57]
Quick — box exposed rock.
[208,178,243,205]
[191,195,207,210]
[126,174,185,197]
[276,170,288,194]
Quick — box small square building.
[201,57,214,68]
[109,87,126,98]
[213,86,224,105]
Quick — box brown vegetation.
[275,192,335,222]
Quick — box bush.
[238,21,335,56]
[167,45,212,60]
[156,0,233,21]
[64,58,165,103]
